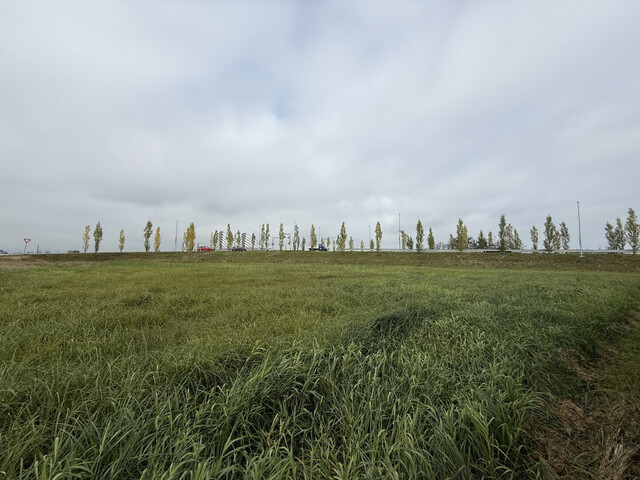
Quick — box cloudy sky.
[1,1,639,253]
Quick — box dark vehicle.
[231,246,247,251]
[0,249,8,255]
[310,244,328,251]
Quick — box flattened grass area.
[1,252,639,479]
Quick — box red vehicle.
[197,246,213,252]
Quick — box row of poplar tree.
[81,208,638,254]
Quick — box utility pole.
[398,214,401,250]
[174,221,178,252]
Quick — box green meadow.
[1,252,639,479]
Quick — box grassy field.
[1,252,639,479]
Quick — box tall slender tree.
[375,221,382,252]
[498,214,508,253]
[605,221,617,250]
[293,225,300,251]
[477,230,487,249]
[83,225,90,253]
[186,223,195,256]
[416,220,424,253]
[211,231,219,250]
[348,236,354,251]
[310,225,317,250]
[530,226,539,251]
[615,218,626,250]
[154,227,161,252]
[543,215,557,253]
[278,223,285,251]
[512,229,523,250]
[456,219,468,252]
[226,224,233,251]
[143,220,153,252]
[625,207,639,254]
[559,222,570,250]
[338,222,347,251]
[93,222,103,253]
[428,227,435,250]
[119,229,125,253]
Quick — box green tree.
[448,234,456,250]
[512,229,523,250]
[154,227,161,252]
[456,218,468,252]
[226,224,233,251]
[143,221,153,253]
[310,225,317,250]
[265,224,270,250]
[416,220,424,253]
[119,229,125,253]
[406,236,414,250]
[369,239,374,251]
[293,225,300,251]
[337,222,347,251]
[278,223,285,251]
[211,231,219,250]
[615,218,626,250]
[260,225,266,249]
[559,222,570,250]
[301,237,306,251]
[476,230,486,249]
[251,233,256,250]
[348,236,354,251]
[543,215,557,253]
[374,221,382,252]
[236,230,241,248]
[625,208,639,254]
[605,221,616,250]
[360,240,364,251]
[530,226,539,251]
[427,227,435,250]
[488,231,494,246]
[93,222,103,253]
[498,214,508,253]
[83,225,90,253]
[186,223,195,256]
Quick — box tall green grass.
[1,257,638,478]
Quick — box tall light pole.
[398,213,401,250]
[577,202,583,257]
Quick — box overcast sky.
[1,1,639,253]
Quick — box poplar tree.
[400,230,407,250]
[626,208,639,254]
[559,222,570,250]
[83,225,90,253]
[278,223,285,251]
[226,224,233,251]
[293,225,300,251]
[543,215,557,253]
[498,214,507,253]
[375,221,382,252]
[477,230,487,249]
[488,231,494,246]
[93,222,103,253]
[310,225,317,250]
[360,240,364,251]
[530,226,539,251]
[301,237,306,251]
[615,218,626,250]
[143,221,153,252]
[251,233,256,250]
[211,231,219,250]
[416,220,424,253]
[449,234,456,250]
[349,236,354,251]
[260,225,266,249]
[236,230,241,248]
[154,227,161,252]
[427,227,435,250]
[604,221,617,250]
[406,236,414,250]
[370,239,375,251]
[119,229,125,253]
[513,229,523,250]
[456,218,468,252]
[338,222,347,251]
[265,224,270,250]
[186,223,195,256]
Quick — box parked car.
[310,245,328,251]
[197,246,213,252]
[231,246,247,251]
[0,249,8,255]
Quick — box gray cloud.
[1,1,639,253]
